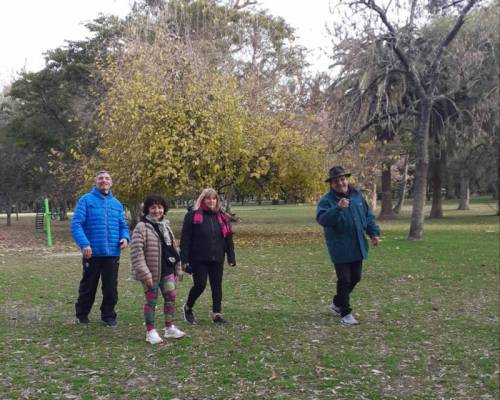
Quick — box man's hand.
[120,239,128,249]
[338,198,350,208]
[82,246,92,259]
[144,278,153,288]
[371,236,380,247]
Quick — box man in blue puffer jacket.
[316,166,381,326]
[71,170,130,326]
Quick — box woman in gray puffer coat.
[131,195,186,344]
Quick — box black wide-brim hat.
[325,166,351,182]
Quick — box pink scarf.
[193,204,232,238]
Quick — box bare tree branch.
[429,0,481,88]
[332,107,416,153]
[230,0,257,10]
[442,0,467,10]
[361,0,411,71]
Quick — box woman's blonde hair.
[194,188,221,210]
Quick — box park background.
[0,0,498,399]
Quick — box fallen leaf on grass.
[270,370,279,380]
[316,366,337,373]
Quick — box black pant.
[75,256,120,320]
[186,261,224,313]
[333,260,363,317]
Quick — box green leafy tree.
[90,17,324,223]
[3,16,126,212]
[330,0,482,239]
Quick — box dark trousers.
[75,256,120,320]
[333,260,363,317]
[186,261,224,313]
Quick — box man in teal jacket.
[71,170,130,326]
[316,166,380,326]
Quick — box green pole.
[44,198,53,248]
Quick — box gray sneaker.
[330,303,341,315]
[340,313,359,326]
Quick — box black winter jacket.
[180,210,236,265]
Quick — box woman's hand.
[144,278,153,288]
[182,263,192,274]
[175,263,184,282]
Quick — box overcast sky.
[0,0,333,86]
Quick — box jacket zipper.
[104,196,109,254]
[209,213,216,259]
[157,228,162,282]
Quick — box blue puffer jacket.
[71,187,130,257]
[316,187,380,264]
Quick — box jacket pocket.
[356,202,367,228]
[109,205,122,218]
[88,203,102,218]
[327,237,349,262]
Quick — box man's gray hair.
[95,170,111,178]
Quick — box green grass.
[0,199,498,399]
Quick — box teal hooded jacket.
[316,186,380,264]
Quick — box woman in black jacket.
[180,188,236,325]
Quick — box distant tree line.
[0,0,497,237]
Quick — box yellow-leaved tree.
[85,27,325,223]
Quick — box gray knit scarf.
[144,214,174,246]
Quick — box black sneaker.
[212,314,227,325]
[75,316,90,325]
[330,303,341,316]
[102,318,117,327]
[183,304,195,324]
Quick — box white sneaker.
[330,303,341,315]
[341,313,359,326]
[164,325,186,339]
[145,329,163,344]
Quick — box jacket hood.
[91,187,114,199]
[330,184,358,200]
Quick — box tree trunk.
[128,201,142,229]
[224,190,233,214]
[409,98,431,240]
[393,155,408,214]
[445,168,455,199]
[379,162,395,219]
[497,125,500,215]
[3,198,12,226]
[60,202,68,221]
[457,171,470,210]
[368,181,377,211]
[429,146,446,218]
